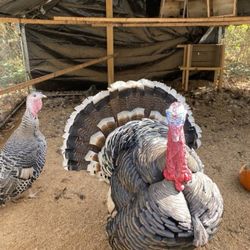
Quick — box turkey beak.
[41,94,47,98]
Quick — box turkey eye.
[33,94,37,97]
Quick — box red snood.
[163,125,192,191]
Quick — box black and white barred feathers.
[62,79,223,249]
[0,92,47,204]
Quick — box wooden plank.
[184,44,192,91]
[188,1,207,18]
[218,44,225,89]
[1,16,250,24]
[181,45,187,89]
[19,24,31,81]
[94,20,250,27]
[106,0,114,85]
[160,0,183,18]
[213,0,235,16]
[191,61,220,67]
[233,0,237,16]
[0,16,250,27]
[177,44,186,48]
[191,50,220,67]
[180,66,222,70]
[207,0,211,17]
[192,51,217,59]
[213,70,218,85]
[0,55,115,96]
[192,45,218,52]
[54,16,250,23]
[159,0,166,17]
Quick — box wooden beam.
[180,66,222,70]
[54,16,250,23]
[233,0,237,16]
[95,21,250,27]
[0,17,66,25]
[159,0,166,18]
[0,16,250,27]
[106,0,114,85]
[52,16,250,27]
[183,0,188,18]
[181,45,187,89]
[218,44,225,89]
[19,24,31,81]
[0,55,115,96]
[207,0,211,17]
[184,44,192,91]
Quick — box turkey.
[0,92,47,205]
[62,79,223,249]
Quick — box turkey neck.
[163,124,192,191]
[19,109,39,132]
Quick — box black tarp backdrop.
[0,0,249,90]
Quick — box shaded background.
[0,0,249,90]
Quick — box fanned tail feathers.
[62,79,202,179]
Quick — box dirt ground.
[0,81,249,250]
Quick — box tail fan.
[62,79,202,177]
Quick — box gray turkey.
[62,79,223,249]
[0,92,47,205]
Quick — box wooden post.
[218,44,225,90]
[183,0,188,18]
[19,24,31,81]
[106,0,114,85]
[181,45,187,89]
[184,44,192,92]
[213,70,218,86]
[159,0,166,17]
[207,0,211,17]
[233,0,237,16]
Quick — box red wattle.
[163,125,192,192]
[31,99,43,117]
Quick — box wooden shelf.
[178,44,225,91]
[160,0,237,18]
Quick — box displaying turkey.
[0,92,47,205]
[62,79,223,249]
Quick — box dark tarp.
[26,24,209,87]
[1,0,247,90]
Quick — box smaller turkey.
[0,92,47,205]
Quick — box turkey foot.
[28,189,41,199]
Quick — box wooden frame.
[0,0,248,95]
[178,44,225,91]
